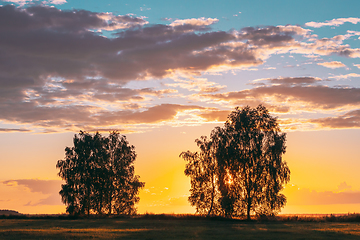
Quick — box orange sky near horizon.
[1,126,359,215]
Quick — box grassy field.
[1,216,360,239]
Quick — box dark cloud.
[0,5,145,32]
[0,5,301,90]
[0,5,280,130]
[267,77,322,85]
[239,26,297,48]
[0,128,30,132]
[311,110,360,128]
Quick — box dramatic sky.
[1,0,360,215]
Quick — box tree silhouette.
[180,136,221,216]
[181,105,290,219]
[56,131,144,215]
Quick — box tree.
[180,105,290,219]
[56,131,145,215]
[180,136,221,216]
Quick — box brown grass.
[0,214,360,239]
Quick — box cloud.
[338,182,352,192]
[170,17,219,27]
[0,5,146,32]
[96,104,204,125]
[237,26,300,48]
[354,64,360,69]
[265,77,323,85]
[82,128,132,134]
[4,0,67,5]
[317,61,346,69]
[25,193,62,206]
[49,0,67,4]
[290,32,360,58]
[198,110,231,122]
[1,5,360,132]
[2,179,63,206]
[165,76,225,93]
[329,73,360,80]
[305,17,360,28]
[3,179,62,194]
[0,102,205,130]
[140,6,151,11]
[286,184,360,205]
[97,13,148,30]
[310,109,360,128]
[0,128,30,132]
[2,5,304,130]
[202,77,360,110]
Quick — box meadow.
[1,215,360,239]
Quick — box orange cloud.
[198,110,231,121]
[285,184,360,205]
[310,110,360,128]
[317,61,346,69]
[170,17,218,27]
[2,179,63,206]
[354,64,360,69]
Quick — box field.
[1,216,360,239]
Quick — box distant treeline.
[1,213,360,222]
[0,209,22,216]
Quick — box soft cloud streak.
[305,17,360,28]
[170,17,218,27]
[286,184,360,205]
[317,61,346,69]
[2,179,63,206]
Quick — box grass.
[1,215,360,239]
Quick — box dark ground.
[0,215,360,239]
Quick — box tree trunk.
[108,190,112,215]
[207,175,215,217]
[247,205,251,220]
[247,197,251,220]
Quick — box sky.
[0,0,360,215]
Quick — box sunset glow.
[0,0,360,215]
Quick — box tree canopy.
[180,105,290,219]
[56,131,145,215]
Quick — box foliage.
[180,105,290,219]
[180,136,222,216]
[56,131,144,215]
